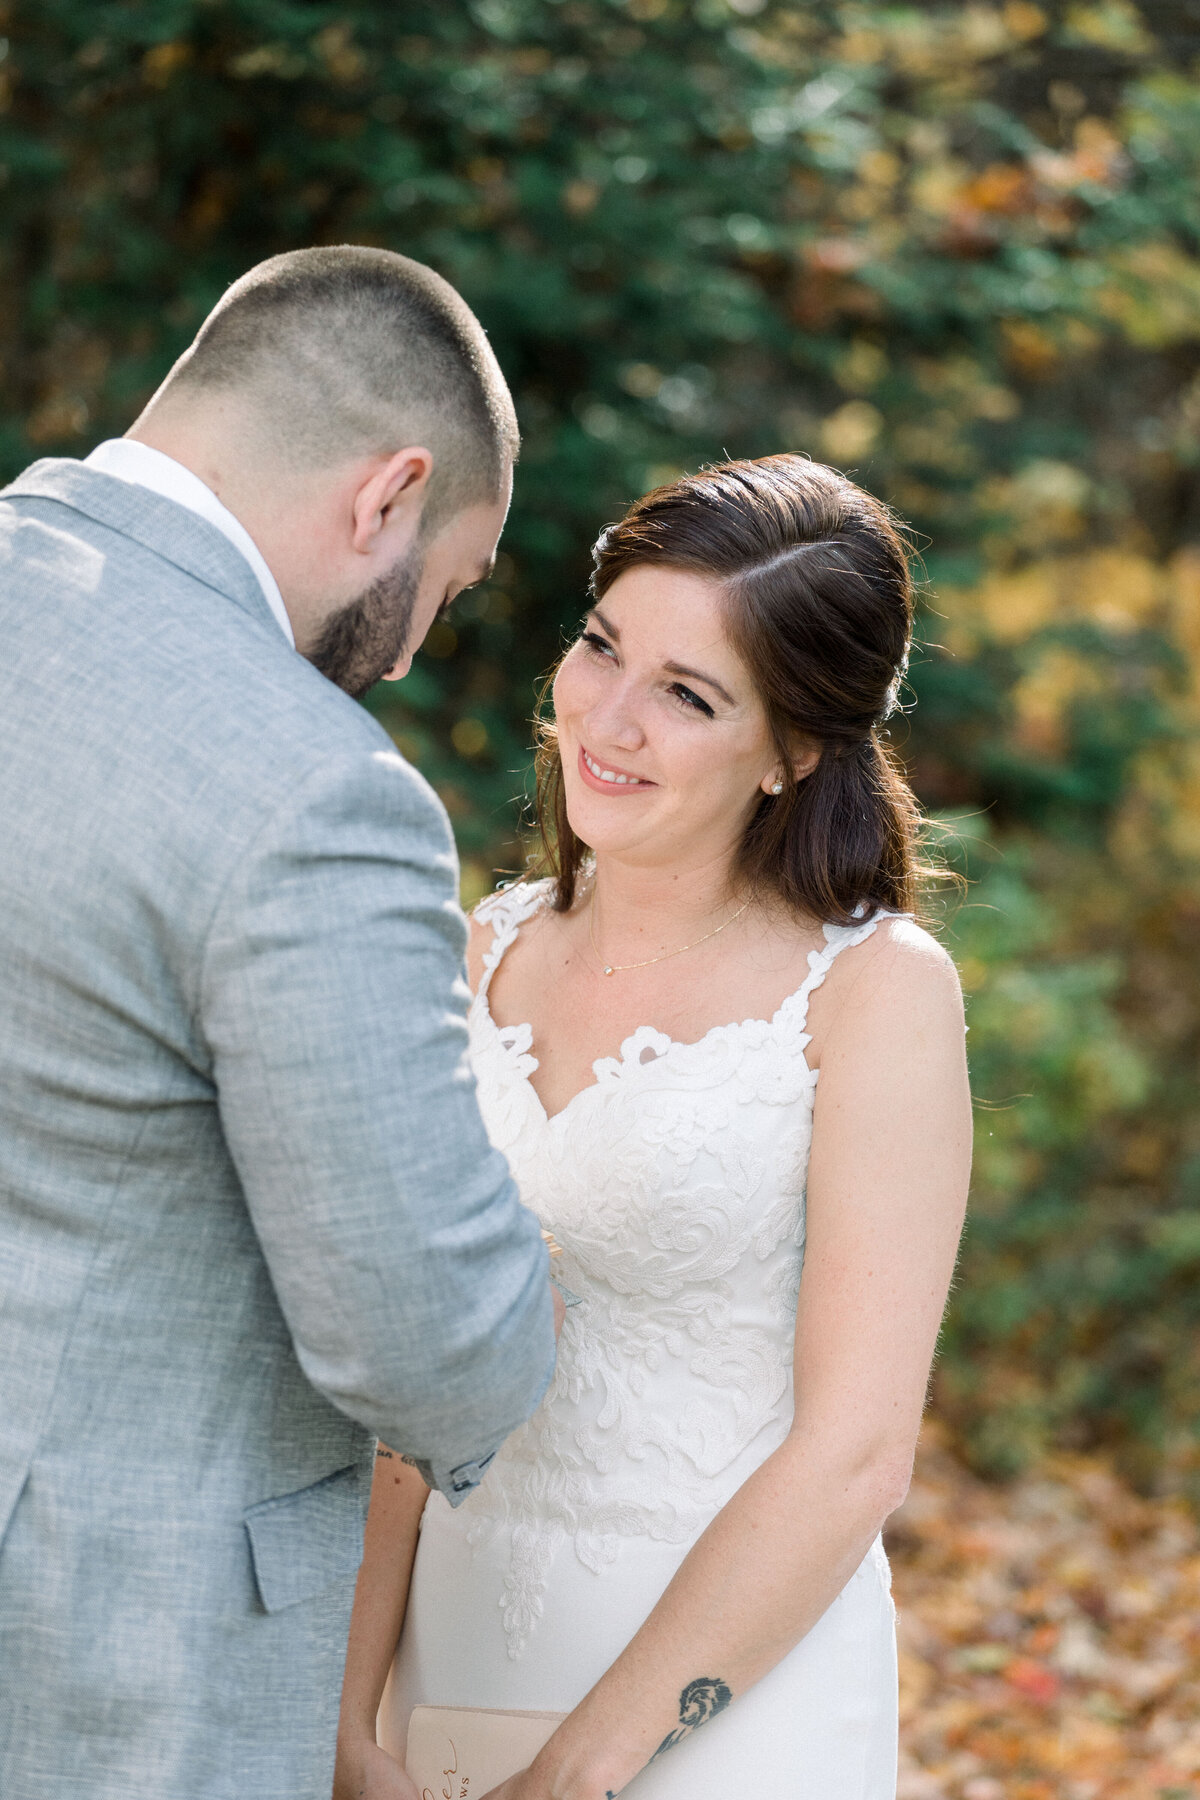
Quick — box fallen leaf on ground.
[887,1424,1200,1799]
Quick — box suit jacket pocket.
[244,1463,367,1613]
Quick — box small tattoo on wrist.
[647,1676,732,1766]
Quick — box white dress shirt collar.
[83,438,295,647]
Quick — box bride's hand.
[331,1736,422,1800]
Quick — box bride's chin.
[561,771,662,844]
[564,801,652,855]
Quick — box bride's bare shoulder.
[825,912,963,1033]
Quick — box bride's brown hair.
[533,455,926,924]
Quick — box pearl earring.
[770,780,784,795]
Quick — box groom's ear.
[351,447,434,555]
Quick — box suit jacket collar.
[1,458,285,640]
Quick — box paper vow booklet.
[405,1704,566,1799]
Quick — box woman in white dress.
[334,456,972,1800]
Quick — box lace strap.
[472,878,553,1000]
[785,910,893,1035]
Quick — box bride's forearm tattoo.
[647,1676,733,1766]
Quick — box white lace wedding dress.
[379,879,898,1797]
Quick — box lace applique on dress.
[456,880,888,1659]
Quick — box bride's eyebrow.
[588,608,736,708]
[662,658,735,708]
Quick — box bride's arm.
[333,1447,429,1799]
[486,921,972,1800]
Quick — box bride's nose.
[584,678,646,752]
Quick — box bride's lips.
[576,744,656,795]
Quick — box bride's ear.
[760,741,821,797]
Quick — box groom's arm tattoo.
[375,1444,424,1474]
[646,1676,733,1767]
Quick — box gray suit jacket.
[0,461,554,1799]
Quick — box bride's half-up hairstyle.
[535,454,926,923]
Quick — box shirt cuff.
[406,1447,498,1506]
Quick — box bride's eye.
[669,682,715,718]
[580,630,616,660]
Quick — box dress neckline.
[471,879,888,1127]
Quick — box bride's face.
[553,565,784,872]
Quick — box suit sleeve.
[199,744,555,1503]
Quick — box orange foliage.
[890,1427,1200,1798]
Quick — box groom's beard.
[305,545,423,700]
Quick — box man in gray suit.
[0,246,558,1799]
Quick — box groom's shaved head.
[150,245,518,530]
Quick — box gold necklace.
[588,891,752,977]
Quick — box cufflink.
[448,1449,497,1494]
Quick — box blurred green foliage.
[2,0,1199,1487]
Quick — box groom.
[0,247,557,1799]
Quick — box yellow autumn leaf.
[819,400,883,462]
[943,563,1059,645]
[1011,646,1106,756]
[1068,547,1164,630]
[1096,242,1200,348]
[910,157,971,218]
[941,547,1165,650]
[1167,743,1200,858]
[1065,0,1155,54]
[1168,547,1200,706]
[1003,1,1048,39]
[976,466,1086,552]
[833,340,889,393]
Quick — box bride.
[334,455,971,1800]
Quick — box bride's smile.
[577,746,655,790]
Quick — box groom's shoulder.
[225,658,436,820]
[0,464,110,589]
[0,457,444,851]
[183,636,441,844]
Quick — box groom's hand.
[551,1280,566,1339]
[331,1738,421,1800]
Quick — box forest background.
[2,0,1199,1497]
